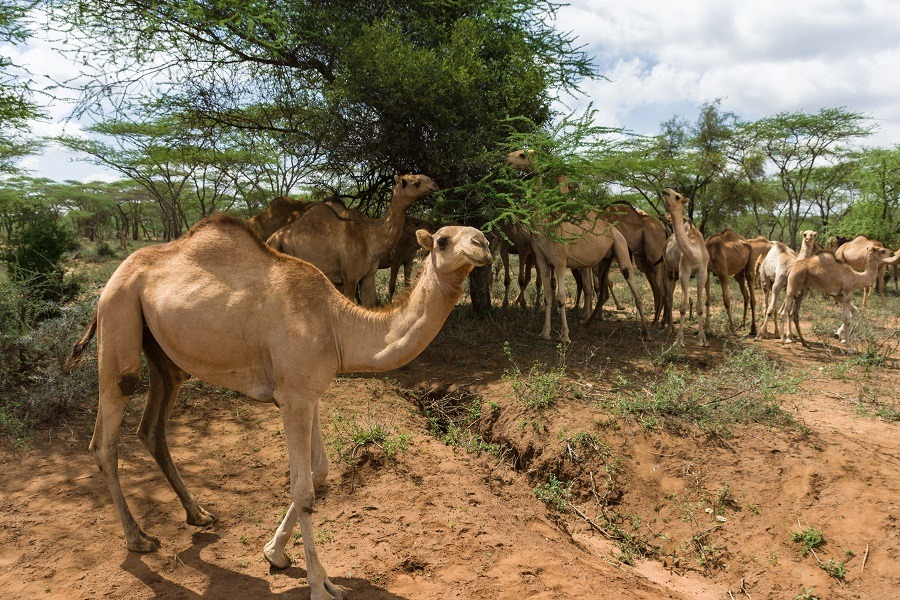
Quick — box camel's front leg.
[358,272,378,307]
[276,390,344,600]
[696,268,709,347]
[675,268,691,347]
[579,267,594,325]
[265,401,330,570]
[534,250,556,340]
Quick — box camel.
[505,150,649,343]
[247,196,351,241]
[267,175,438,307]
[379,217,435,299]
[704,229,761,336]
[662,188,710,347]
[65,214,492,600]
[834,235,900,305]
[756,230,818,340]
[496,221,541,309]
[597,202,668,326]
[780,245,896,351]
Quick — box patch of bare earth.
[1,303,898,599]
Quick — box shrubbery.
[0,212,96,448]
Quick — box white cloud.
[557,0,900,146]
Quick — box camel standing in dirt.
[704,229,760,336]
[756,230,818,340]
[662,188,710,347]
[834,235,900,305]
[66,215,492,600]
[267,175,437,307]
[379,217,435,299]
[597,202,668,325]
[496,222,541,309]
[780,245,895,351]
[505,150,650,343]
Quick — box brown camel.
[704,229,760,336]
[267,175,438,307]
[247,196,351,241]
[780,245,896,351]
[495,222,541,309]
[834,235,900,305]
[66,215,491,600]
[379,217,435,299]
[597,202,668,325]
[662,189,710,347]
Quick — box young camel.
[780,245,896,351]
[756,230,818,340]
[834,235,900,305]
[66,215,492,600]
[662,188,710,347]
[267,175,437,307]
[505,150,650,343]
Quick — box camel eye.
[437,236,449,250]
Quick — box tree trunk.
[468,265,493,316]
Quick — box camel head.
[869,245,898,265]
[505,149,535,172]
[661,188,688,215]
[416,226,492,277]
[394,174,439,206]
[800,230,817,247]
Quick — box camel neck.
[332,257,466,373]
[368,193,412,258]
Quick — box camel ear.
[394,175,401,185]
[416,229,434,250]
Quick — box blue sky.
[7,0,900,182]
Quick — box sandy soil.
[2,302,898,600]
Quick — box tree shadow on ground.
[121,532,409,600]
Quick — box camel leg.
[704,276,710,328]
[138,329,215,527]
[572,268,584,312]
[276,389,344,600]
[357,273,378,308]
[620,264,651,341]
[756,280,771,339]
[534,251,557,340]
[265,401,329,570]
[388,263,401,300]
[792,291,808,348]
[840,298,855,352]
[607,278,624,310]
[579,267,594,325]
[696,269,709,347]
[719,275,736,331]
[500,245,511,309]
[675,268,690,347]
[737,273,756,335]
[552,261,571,343]
[514,251,532,309]
[90,305,160,553]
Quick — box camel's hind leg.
[138,329,215,528]
[90,303,159,552]
[696,268,709,347]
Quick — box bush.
[0,275,97,448]
[1,213,80,307]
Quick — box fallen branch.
[570,503,615,540]
[861,543,869,573]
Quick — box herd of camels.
[66,155,899,599]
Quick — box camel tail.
[66,309,98,371]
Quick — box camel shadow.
[121,532,409,600]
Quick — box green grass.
[601,345,801,435]
[504,341,568,410]
[792,526,825,556]
[329,411,411,464]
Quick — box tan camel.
[704,229,759,336]
[756,230,818,340]
[780,245,896,351]
[66,215,491,600]
[379,217,435,299]
[267,175,438,307]
[597,202,668,325]
[505,150,649,342]
[835,235,900,305]
[662,189,710,347]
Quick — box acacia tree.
[738,108,873,246]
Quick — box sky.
[7,0,900,182]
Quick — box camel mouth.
[466,249,493,267]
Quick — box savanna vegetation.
[1,4,899,599]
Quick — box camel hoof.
[127,530,161,553]
[324,580,347,600]
[263,541,291,570]
[187,506,217,527]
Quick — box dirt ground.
[2,278,899,600]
